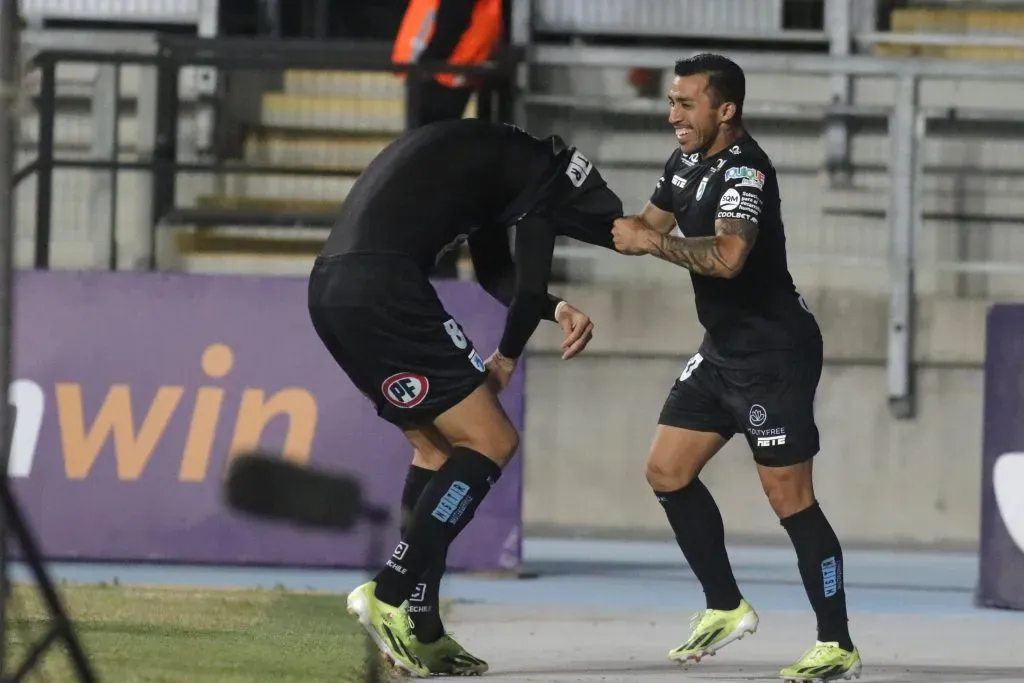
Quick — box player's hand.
[555,302,595,360]
[484,351,517,394]
[611,217,655,255]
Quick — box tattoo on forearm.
[649,235,730,276]
[716,217,759,244]
[646,217,759,276]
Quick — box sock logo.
[391,541,408,560]
[431,481,471,523]
[821,556,841,598]
[408,582,433,614]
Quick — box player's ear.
[719,101,737,124]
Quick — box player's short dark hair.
[674,53,745,121]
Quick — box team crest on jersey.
[696,159,729,201]
[382,372,429,408]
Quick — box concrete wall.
[518,283,989,550]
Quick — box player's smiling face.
[667,74,729,156]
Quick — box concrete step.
[874,8,1024,60]
[260,93,405,133]
[172,226,327,255]
[873,43,1024,61]
[157,222,327,277]
[259,91,477,132]
[243,133,393,169]
[220,172,358,201]
[160,229,474,278]
[889,7,1024,32]
[282,70,405,99]
[194,194,340,214]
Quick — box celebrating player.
[611,54,862,682]
[307,118,624,677]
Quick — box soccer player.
[610,54,862,682]
[307,118,624,677]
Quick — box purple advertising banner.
[7,269,524,572]
[977,304,1024,610]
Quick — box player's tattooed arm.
[631,202,677,235]
[645,217,759,278]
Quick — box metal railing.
[15,35,522,271]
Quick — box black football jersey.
[648,134,821,367]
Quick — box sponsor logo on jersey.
[725,166,766,190]
[719,188,742,211]
[468,348,486,372]
[382,372,429,408]
[565,149,593,187]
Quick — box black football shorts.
[658,346,823,467]
[307,252,489,429]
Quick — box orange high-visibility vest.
[393,0,503,89]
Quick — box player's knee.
[759,461,815,518]
[645,453,695,492]
[404,427,452,470]
[451,420,519,466]
[412,446,447,470]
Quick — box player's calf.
[373,385,517,608]
[758,463,857,657]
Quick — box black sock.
[374,448,502,607]
[400,465,445,643]
[780,501,855,651]
[655,479,743,611]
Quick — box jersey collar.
[691,131,752,166]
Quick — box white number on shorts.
[443,318,468,350]
[679,352,703,382]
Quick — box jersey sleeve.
[467,223,561,359]
[648,151,679,212]
[715,161,769,225]
[495,215,559,359]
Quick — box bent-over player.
[308,118,624,677]
[611,54,862,682]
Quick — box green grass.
[4,581,372,683]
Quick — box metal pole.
[887,74,920,419]
[824,0,853,186]
[509,0,532,128]
[0,0,20,675]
